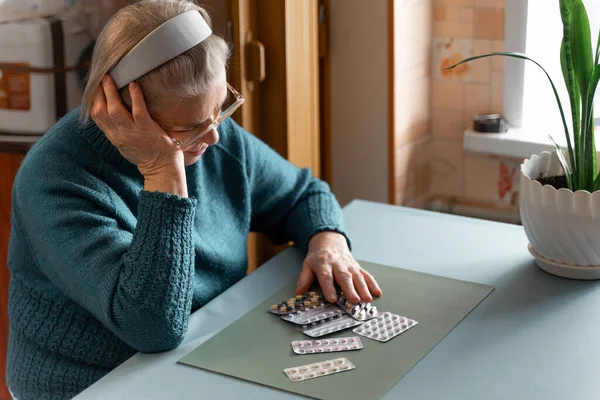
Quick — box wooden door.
[0,152,25,400]
[227,0,322,271]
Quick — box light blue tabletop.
[74,200,600,400]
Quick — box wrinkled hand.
[91,75,183,176]
[296,232,383,304]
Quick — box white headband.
[110,10,212,90]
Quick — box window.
[505,0,600,141]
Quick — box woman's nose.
[203,128,219,146]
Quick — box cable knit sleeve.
[226,119,351,253]
[13,163,197,353]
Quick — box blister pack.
[267,291,325,315]
[336,294,378,321]
[298,314,363,338]
[284,357,355,382]
[281,303,345,325]
[291,337,363,354]
[352,311,418,342]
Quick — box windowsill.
[463,127,600,160]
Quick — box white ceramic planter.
[520,151,600,279]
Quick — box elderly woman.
[6,1,382,399]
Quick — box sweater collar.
[79,114,133,166]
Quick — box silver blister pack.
[336,294,378,321]
[352,311,418,342]
[298,314,363,338]
[284,357,355,382]
[281,303,345,325]
[291,336,363,354]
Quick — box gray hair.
[80,0,230,123]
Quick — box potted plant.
[447,0,600,279]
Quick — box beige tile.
[434,21,474,38]
[474,9,505,40]
[464,83,491,118]
[465,155,520,204]
[430,139,464,197]
[474,0,505,9]
[459,7,474,23]
[492,40,504,70]
[471,39,492,83]
[395,76,431,147]
[434,5,446,21]
[464,154,500,202]
[491,70,503,113]
[436,0,474,6]
[464,113,475,130]
[432,109,467,140]
[432,37,473,81]
[433,80,465,110]
[446,6,460,21]
[414,164,431,198]
[394,138,430,195]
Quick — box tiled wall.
[392,0,432,207]
[429,0,522,206]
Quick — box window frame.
[505,0,599,129]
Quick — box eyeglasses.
[170,83,244,150]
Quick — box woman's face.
[154,81,227,166]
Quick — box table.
[74,200,600,400]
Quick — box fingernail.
[102,76,109,84]
[130,82,138,90]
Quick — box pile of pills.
[284,357,355,382]
[336,294,378,321]
[281,303,345,325]
[268,291,325,315]
[352,312,418,342]
[291,337,363,354]
[298,314,363,338]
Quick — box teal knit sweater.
[6,108,349,400]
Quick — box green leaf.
[446,52,576,187]
[560,0,575,24]
[547,133,574,191]
[561,38,580,181]
[594,170,600,192]
[586,65,600,187]
[595,28,600,66]
[570,0,593,100]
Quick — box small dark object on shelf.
[473,114,509,133]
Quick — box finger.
[90,85,109,125]
[315,265,337,303]
[351,267,372,302]
[333,266,360,304]
[129,82,152,125]
[295,264,315,295]
[361,269,383,297]
[102,75,132,125]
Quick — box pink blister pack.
[284,357,355,382]
[291,336,363,354]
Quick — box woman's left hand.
[296,232,383,304]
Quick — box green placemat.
[179,261,494,400]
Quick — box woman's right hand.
[91,75,183,176]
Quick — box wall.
[429,0,522,207]
[391,0,432,207]
[329,0,432,208]
[328,0,389,206]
